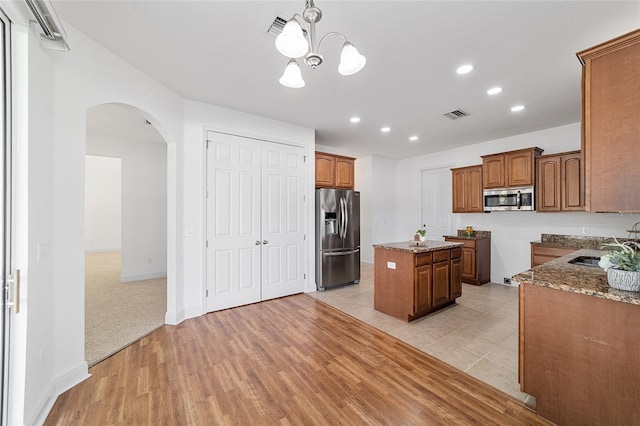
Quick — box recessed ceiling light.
[456,64,474,75]
[381,126,391,133]
[350,117,360,123]
[511,105,525,112]
[487,87,502,95]
[409,136,419,142]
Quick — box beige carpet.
[85,251,167,366]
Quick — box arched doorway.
[84,103,168,366]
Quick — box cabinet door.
[414,265,432,314]
[315,154,335,187]
[483,155,505,189]
[450,258,462,298]
[581,33,640,211]
[335,158,354,189]
[537,156,561,211]
[452,168,467,212]
[432,261,450,307]
[506,151,534,187]
[561,153,584,211]
[461,247,476,280]
[467,166,484,212]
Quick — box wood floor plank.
[45,294,549,425]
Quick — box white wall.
[355,156,397,264]
[84,155,122,251]
[394,123,640,285]
[14,20,184,425]
[181,100,315,319]
[86,136,168,281]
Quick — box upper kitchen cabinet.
[481,147,543,189]
[315,152,355,189]
[577,29,640,212]
[451,165,484,213]
[537,151,584,212]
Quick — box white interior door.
[261,142,305,301]
[206,133,262,312]
[420,167,454,240]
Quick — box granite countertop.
[513,249,640,305]
[443,230,491,240]
[374,240,463,254]
[530,234,613,250]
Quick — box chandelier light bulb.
[279,59,306,88]
[338,41,366,76]
[275,19,309,58]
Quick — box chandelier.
[275,0,367,88]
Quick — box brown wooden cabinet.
[451,165,483,213]
[536,151,584,212]
[315,152,355,189]
[578,29,640,212]
[530,244,577,268]
[481,147,543,189]
[374,246,462,322]
[444,237,491,285]
[520,283,640,425]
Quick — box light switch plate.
[387,261,396,270]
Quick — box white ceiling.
[54,1,640,160]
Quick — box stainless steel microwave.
[483,186,535,211]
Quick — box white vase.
[607,268,640,292]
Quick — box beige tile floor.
[309,263,536,407]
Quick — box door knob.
[263,240,269,245]
[255,240,261,245]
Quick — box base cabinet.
[444,237,490,285]
[520,283,640,425]
[530,244,577,268]
[374,247,462,322]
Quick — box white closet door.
[261,142,306,301]
[206,133,262,312]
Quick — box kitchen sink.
[568,256,601,267]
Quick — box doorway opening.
[84,103,167,366]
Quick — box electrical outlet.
[582,227,590,235]
[503,277,512,285]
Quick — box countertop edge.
[513,249,640,306]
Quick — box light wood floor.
[45,294,548,425]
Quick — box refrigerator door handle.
[322,248,360,257]
[344,197,349,239]
[339,198,345,239]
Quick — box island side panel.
[374,247,414,321]
[523,283,640,426]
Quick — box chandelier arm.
[317,32,348,54]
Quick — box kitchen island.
[513,250,640,426]
[373,241,463,322]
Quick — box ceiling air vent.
[266,15,288,37]
[265,14,307,38]
[443,109,470,120]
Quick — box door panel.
[261,142,305,301]
[207,133,261,312]
[421,167,454,240]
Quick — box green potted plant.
[415,229,426,242]
[598,238,640,292]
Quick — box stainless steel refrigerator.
[315,188,360,291]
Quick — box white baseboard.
[120,272,167,282]
[27,362,90,426]
[165,308,185,325]
[185,303,204,320]
[85,248,121,253]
